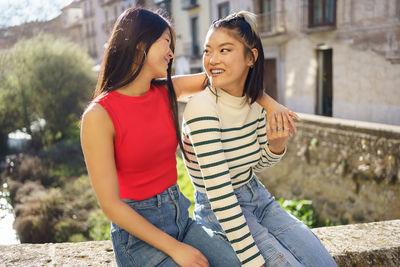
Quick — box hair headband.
[225,11,258,36]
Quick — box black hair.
[93,7,187,160]
[206,11,264,104]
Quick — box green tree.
[0,33,96,151]
[0,51,25,155]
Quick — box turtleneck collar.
[207,86,249,108]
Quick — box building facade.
[58,0,400,125]
[61,0,83,46]
[251,0,400,125]
[76,0,136,64]
[171,0,211,74]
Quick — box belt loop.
[254,175,259,188]
[176,184,180,199]
[157,194,161,208]
[246,181,256,200]
[168,187,175,200]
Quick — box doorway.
[263,58,278,101]
[316,48,333,116]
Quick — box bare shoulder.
[81,103,114,133]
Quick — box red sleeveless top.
[95,84,178,200]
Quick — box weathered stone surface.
[313,220,400,267]
[1,220,399,266]
[257,113,400,225]
[0,241,116,266]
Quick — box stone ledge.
[312,220,400,266]
[1,220,399,266]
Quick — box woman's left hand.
[266,111,292,154]
[265,103,300,137]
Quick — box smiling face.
[203,28,254,97]
[144,29,174,79]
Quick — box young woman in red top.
[80,8,298,267]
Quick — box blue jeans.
[110,183,241,267]
[194,176,337,267]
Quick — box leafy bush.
[1,154,49,186]
[176,156,195,216]
[277,198,317,228]
[88,209,111,241]
[0,33,96,150]
[13,182,64,243]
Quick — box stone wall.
[257,113,400,225]
[1,220,399,266]
[178,101,400,225]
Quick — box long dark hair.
[93,8,186,159]
[207,11,264,104]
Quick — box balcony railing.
[181,0,199,10]
[102,20,115,33]
[183,42,201,58]
[85,31,97,38]
[83,10,95,18]
[256,10,286,35]
[100,0,119,6]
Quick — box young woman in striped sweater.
[182,11,337,267]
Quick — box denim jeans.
[194,176,337,267]
[110,183,241,267]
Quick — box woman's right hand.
[170,242,209,267]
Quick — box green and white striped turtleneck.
[182,86,286,267]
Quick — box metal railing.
[181,0,199,10]
[256,10,286,35]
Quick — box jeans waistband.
[195,175,259,203]
[237,175,260,193]
[121,183,180,208]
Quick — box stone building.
[250,0,400,125]
[77,0,136,64]
[171,0,211,74]
[58,0,400,125]
[60,0,83,47]
[0,16,66,50]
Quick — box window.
[316,47,333,116]
[218,2,230,19]
[89,0,93,16]
[181,0,198,10]
[91,21,95,36]
[309,0,336,27]
[155,0,171,17]
[259,0,273,32]
[190,16,200,56]
[260,0,273,13]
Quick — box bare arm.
[256,91,300,136]
[80,103,208,267]
[172,72,300,136]
[172,72,206,100]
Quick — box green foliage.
[176,156,195,217]
[277,198,317,228]
[310,137,319,147]
[12,182,64,243]
[0,33,96,149]
[88,209,111,241]
[41,138,86,181]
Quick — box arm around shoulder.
[172,72,207,100]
